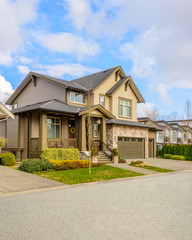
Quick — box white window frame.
[93,123,98,138]
[172,131,177,142]
[119,98,131,118]
[47,116,61,138]
[100,95,105,107]
[70,91,85,104]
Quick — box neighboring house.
[138,118,192,150]
[1,66,157,160]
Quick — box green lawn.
[35,166,143,185]
[142,166,174,173]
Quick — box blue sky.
[0,0,192,118]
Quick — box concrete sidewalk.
[107,163,159,175]
[0,166,63,194]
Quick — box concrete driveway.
[0,166,63,194]
[126,158,192,171]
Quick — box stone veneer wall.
[106,125,149,158]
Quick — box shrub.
[112,148,121,160]
[0,137,6,147]
[170,155,185,160]
[50,160,105,170]
[130,160,149,167]
[18,159,54,173]
[118,159,126,163]
[1,152,16,166]
[136,163,149,167]
[131,160,143,165]
[41,148,80,161]
[164,154,172,159]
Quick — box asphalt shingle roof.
[71,67,117,90]
[106,119,157,129]
[106,77,128,95]
[12,100,84,115]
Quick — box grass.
[35,166,143,185]
[143,166,174,173]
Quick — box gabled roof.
[0,102,14,120]
[71,67,119,91]
[106,76,144,103]
[6,72,88,105]
[79,105,116,119]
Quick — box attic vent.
[103,70,108,73]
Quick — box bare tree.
[145,106,160,120]
[183,99,192,144]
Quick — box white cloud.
[36,32,99,59]
[23,63,101,79]
[137,102,158,118]
[18,65,30,75]
[0,0,39,65]
[156,83,172,104]
[0,75,14,103]
[63,0,192,102]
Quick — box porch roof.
[106,119,158,130]
[0,102,14,120]
[12,99,84,115]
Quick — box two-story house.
[1,66,157,160]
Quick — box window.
[172,131,177,142]
[70,91,85,104]
[183,133,187,142]
[93,124,98,137]
[47,117,61,138]
[100,95,105,107]
[119,98,131,118]
[157,131,164,140]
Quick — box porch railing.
[47,138,77,148]
[92,140,112,160]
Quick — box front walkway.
[0,166,63,194]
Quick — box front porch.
[26,110,109,159]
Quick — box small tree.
[0,137,6,153]
[145,106,160,120]
[183,100,192,145]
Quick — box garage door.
[118,137,145,159]
[148,139,154,158]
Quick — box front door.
[68,118,76,148]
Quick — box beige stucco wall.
[112,84,137,121]
[93,70,138,121]
[13,78,66,108]
[106,125,149,158]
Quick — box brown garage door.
[118,137,145,159]
[148,139,154,158]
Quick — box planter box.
[112,156,118,164]
[92,156,99,163]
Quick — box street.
[0,171,192,240]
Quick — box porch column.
[79,115,86,151]
[100,117,106,144]
[39,112,47,150]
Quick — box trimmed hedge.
[18,159,54,173]
[170,155,185,160]
[164,154,172,159]
[41,148,80,161]
[50,160,105,170]
[159,144,192,160]
[1,152,16,166]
